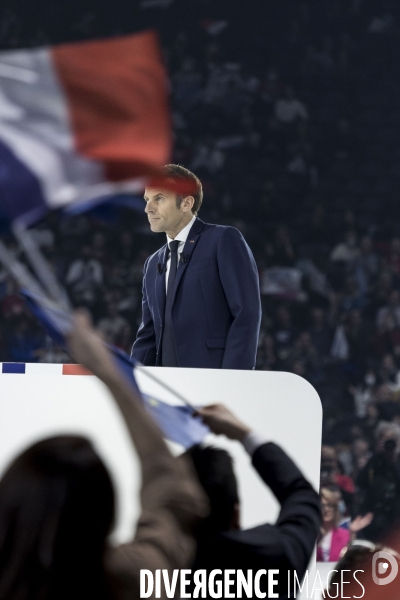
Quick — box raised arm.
[67,313,208,595]
[196,404,321,576]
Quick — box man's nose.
[145,202,153,214]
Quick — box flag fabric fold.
[142,395,209,449]
[0,30,170,227]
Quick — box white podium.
[0,364,322,545]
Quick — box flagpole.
[12,222,71,311]
[135,365,196,410]
[0,240,49,298]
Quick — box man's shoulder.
[199,220,243,241]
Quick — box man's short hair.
[185,444,239,535]
[162,164,203,215]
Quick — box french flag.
[0,30,171,226]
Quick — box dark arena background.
[1,0,400,542]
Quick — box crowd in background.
[1,0,400,542]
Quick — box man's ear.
[230,502,241,530]
[180,195,195,213]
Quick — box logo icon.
[372,551,399,585]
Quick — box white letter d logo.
[372,551,398,586]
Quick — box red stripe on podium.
[62,364,93,376]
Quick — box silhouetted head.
[185,444,239,536]
[0,435,114,600]
[329,541,400,598]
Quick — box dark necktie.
[161,240,180,366]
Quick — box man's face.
[144,187,190,235]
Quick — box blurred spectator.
[89,232,108,262]
[330,231,359,265]
[191,138,225,173]
[377,354,400,390]
[37,342,70,364]
[6,317,42,363]
[359,403,380,446]
[288,331,321,382]
[351,437,372,477]
[345,308,372,358]
[66,248,103,308]
[274,86,308,124]
[309,307,334,358]
[173,57,203,109]
[320,445,355,512]
[348,369,376,417]
[387,238,400,276]
[97,302,129,345]
[341,278,367,312]
[272,306,297,363]
[354,236,378,294]
[376,290,400,329]
[114,231,136,264]
[373,312,400,357]
[356,422,400,541]
[368,271,393,317]
[317,487,350,562]
[1,283,26,320]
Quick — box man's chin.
[149,221,163,232]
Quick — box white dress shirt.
[165,216,196,291]
[243,431,269,456]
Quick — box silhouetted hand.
[195,404,251,441]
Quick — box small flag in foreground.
[143,396,209,449]
[0,30,170,227]
[22,288,209,448]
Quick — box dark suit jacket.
[193,442,321,599]
[131,218,261,369]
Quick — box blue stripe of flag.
[2,363,26,374]
[0,140,46,228]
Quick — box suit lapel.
[155,244,168,323]
[171,218,205,306]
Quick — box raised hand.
[195,404,251,441]
[350,513,374,533]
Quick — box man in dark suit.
[131,164,261,369]
[188,404,321,599]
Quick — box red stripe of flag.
[52,30,171,181]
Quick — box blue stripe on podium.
[2,363,26,374]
